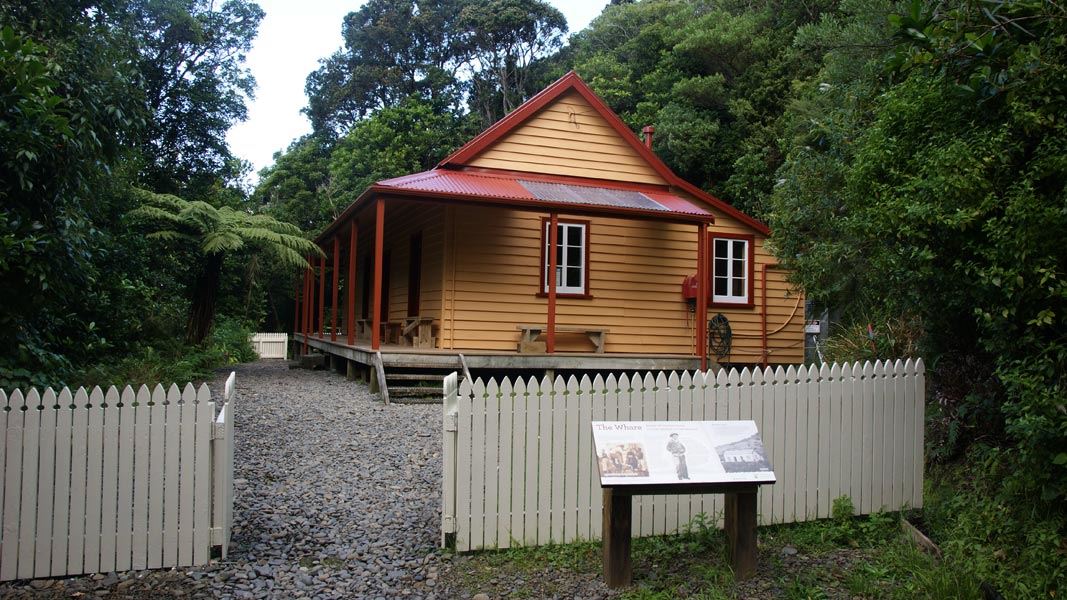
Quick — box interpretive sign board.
[592,420,776,487]
[593,420,777,587]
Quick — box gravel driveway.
[0,360,444,599]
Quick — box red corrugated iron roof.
[374,169,714,220]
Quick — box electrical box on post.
[682,274,697,312]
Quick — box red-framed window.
[710,232,755,307]
[539,217,591,298]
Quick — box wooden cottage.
[295,72,804,393]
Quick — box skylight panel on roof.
[518,180,667,211]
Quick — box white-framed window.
[543,220,587,295]
[713,236,750,304]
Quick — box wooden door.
[407,232,422,316]
[360,251,390,321]
[380,250,390,321]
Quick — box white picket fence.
[442,359,925,552]
[0,372,236,581]
[251,333,288,360]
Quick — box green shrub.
[822,315,924,364]
[922,447,1067,598]
[67,318,256,389]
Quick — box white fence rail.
[443,359,924,552]
[251,333,288,360]
[0,372,236,581]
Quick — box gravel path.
[0,360,444,599]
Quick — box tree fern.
[128,188,323,342]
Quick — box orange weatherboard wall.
[324,71,805,365]
[467,90,667,185]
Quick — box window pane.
[733,258,744,277]
[566,267,581,288]
[568,225,582,246]
[567,246,581,267]
[715,277,728,296]
[733,240,745,257]
[732,278,744,297]
[715,258,728,276]
[715,239,728,258]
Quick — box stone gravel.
[0,360,444,599]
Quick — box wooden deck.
[297,334,701,372]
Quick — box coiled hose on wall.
[707,313,732,360]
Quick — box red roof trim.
[438,70,771,236]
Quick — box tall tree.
[458,0,567,125]
[252,135,336,232]
[122,0,264,192]
[327,96,471,208]
[0,0,266,387]
[303,0,566,135]
[304,0,470,134]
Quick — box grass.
[443,495,1013,599]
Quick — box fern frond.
[272,245,316,269]
[128,205,184,225]
[201,231,244,254]
[180,201,221,231]
[145,230,196,244]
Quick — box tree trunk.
[186,252,224,344]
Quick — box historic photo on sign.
[592,421,775,487]
[597,443,650,477]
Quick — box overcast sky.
[226,0,609,181]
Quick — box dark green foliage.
[0,8,146,388]
[256,96,472,234]
[304,0,565,134]
[251,135,335,233]
[128,189,321,343]
[73,317,258,389]
[458,0,568,126]
[327,97,472,207]
[921,448,1067,598]
[567,0,832,218]
[124,0,264,191]
[304,0,471,133]
[0,0,272,390]
[769,0,1067,504]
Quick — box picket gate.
[250,333,288,360]
[0,372,236,581]
[442,359,924,552]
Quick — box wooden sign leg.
[724,488,758,579]
[602,488,632,588]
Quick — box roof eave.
[374,185,714,224]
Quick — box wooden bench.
[517,324,609,354]
[401,316,436,349]
[355,319,373,340]
[355,319,403,345]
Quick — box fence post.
[441,372,459,548]
[211,372,236,559]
